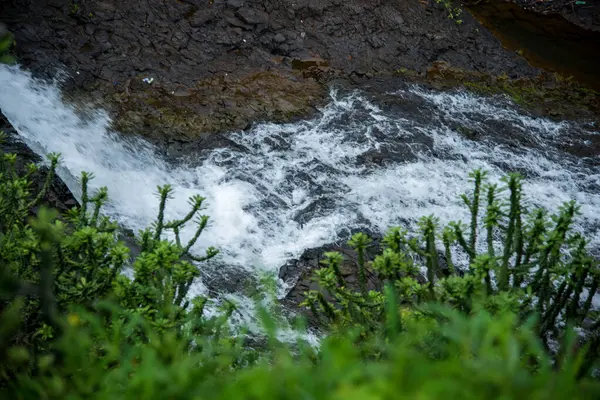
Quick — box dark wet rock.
[356,142,425,167]
[558,130,600,159]
[279,239,386,317]
[273,33,286,44]
[227,0,245,9]
[236,7,270,25]
[224,15,252,30]
[1,0,537,141]
[189,8,218,27]
[490,0,600,32]
[201,262,261,299]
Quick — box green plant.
[348,233,372,294]
[2,136,600,398]
[5,290,599,399]
[302,169,599,374]
[435,0,463,24]
[0,134,220,381]
[69,2,80,16]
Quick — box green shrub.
[435,0,463,25]
[5,296,599,399]
[302,169,600,371]
[0,131,223,383]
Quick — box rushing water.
[1,65,599,336]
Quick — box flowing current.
[1,66,599,336]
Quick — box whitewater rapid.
[1,65,599,334]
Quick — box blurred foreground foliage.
[0,131,599,399]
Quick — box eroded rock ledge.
[2,0,534,141]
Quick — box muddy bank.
[111,70,325,141]
[417,61,600,123]
[1,0,534,141]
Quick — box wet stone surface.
[2,0,535,142]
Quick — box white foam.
[409,87,570,138]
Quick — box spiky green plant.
[0,138,219,361]
[348,232,372,295]
[498,173,523,291]
[302,169,599,369]
[2,142,600,397]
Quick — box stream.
[1,64,599,338]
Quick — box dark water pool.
[469,2,600,91]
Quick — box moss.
[108,71,326,140]
[74,58,598,143]
[395,67,421,78]
[401,61,600,122]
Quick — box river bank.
[1,0,535,143]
